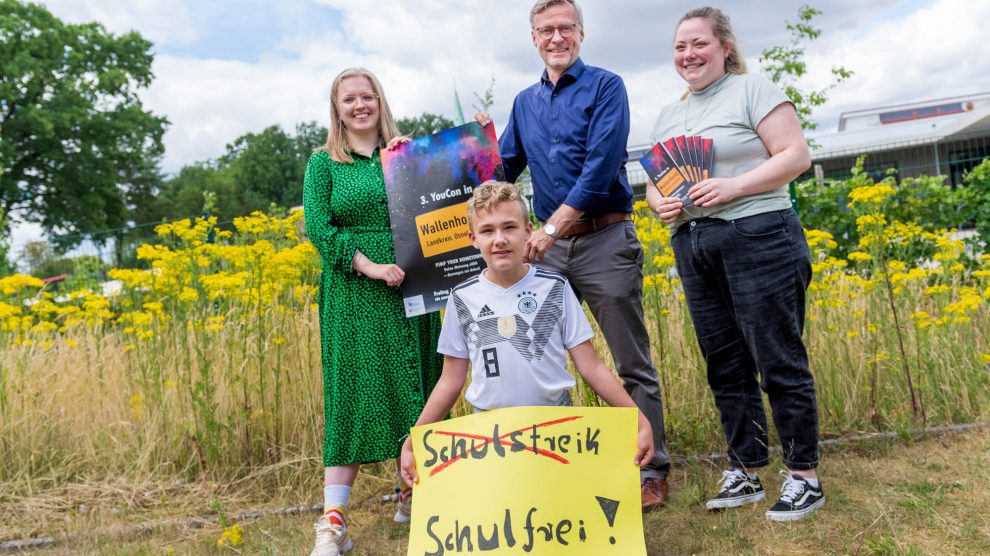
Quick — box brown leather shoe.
[641,477,669,511]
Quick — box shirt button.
[550,158,556,163]
[690,221,697,228]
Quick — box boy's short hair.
[466,180,529,228]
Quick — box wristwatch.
[543,223,560,239]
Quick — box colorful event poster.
[382,121,504,317]
[406,406,646,556]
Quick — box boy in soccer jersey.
[399,180,653,486]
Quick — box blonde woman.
[648,7,823,521]
[303,68,442,555]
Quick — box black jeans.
[671,209,819,470]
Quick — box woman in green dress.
[302,67,442,556]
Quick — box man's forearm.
[544,203,585,235]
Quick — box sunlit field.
[2,174,989,548]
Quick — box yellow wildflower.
[129,394,144,419]
[217,523,245,548]
[847,183,895,207]
[0,274,45,295]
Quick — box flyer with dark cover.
[639,134,714,208]
[381,121,504,317]
[639,143,693,206]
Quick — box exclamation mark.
[595,496,620,545]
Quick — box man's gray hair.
[530,0,583,27]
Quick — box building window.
[948,142,990,186]
[879,102,965,125]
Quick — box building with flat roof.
[806,92,990,184]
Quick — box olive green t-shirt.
[650,72,792,232]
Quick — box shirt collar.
[540,57,587,88]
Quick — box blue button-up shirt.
[500,58,632,221]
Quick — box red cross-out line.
[428,415,583,476]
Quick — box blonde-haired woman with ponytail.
[647,7,824,522]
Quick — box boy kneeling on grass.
[400,180,653,492]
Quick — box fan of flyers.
[638,136,713,208]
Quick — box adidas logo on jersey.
[477,304,495,318]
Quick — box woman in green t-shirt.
[647,7,824,523]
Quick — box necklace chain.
[683,75,729,132]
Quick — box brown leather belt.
[560,212,631,238]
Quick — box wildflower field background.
[2,160,990,550]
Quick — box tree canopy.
[0,0,167,244]
[396,113,456,139]
[760,4,853,136]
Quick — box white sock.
[324,485,352,511]
[804,477,820,488]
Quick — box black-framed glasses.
[534,23,580,40]
[339,93,379,106]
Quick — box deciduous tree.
[760,4,853,136]
[0,0,167,245]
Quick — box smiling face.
[334,75,380,138]
[470,200,533,287]
[531,3,584,81]
[674,17,730,92]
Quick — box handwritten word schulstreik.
[421,415,602,477]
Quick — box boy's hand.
[400,436,418,486]
[634,412,655,468]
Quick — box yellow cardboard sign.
[407,406,646,555]
[415,201,472,258]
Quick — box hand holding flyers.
[639,135,714,208]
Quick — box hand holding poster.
[407,406,646,556]
[381,122,505,317]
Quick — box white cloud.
[39,0,198,45]
[801,0,990,134]
[29,0,990,181]
[10,0,982,251]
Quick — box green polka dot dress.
[303,148,442,467]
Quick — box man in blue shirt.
[477,0,671,509]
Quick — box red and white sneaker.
[394,486,412,523]
[311,507,353,556]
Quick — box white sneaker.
[311,509,353,555]
[706,469,766,510]
[765,471,825,521]
[394,487,412,523]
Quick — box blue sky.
[10,0,990,252]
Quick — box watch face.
[544,224,557,237]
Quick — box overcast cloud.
[11,0,990,250]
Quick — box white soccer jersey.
[437,265,594,410]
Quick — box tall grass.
[2,195,989,495]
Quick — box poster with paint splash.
[382,121,505,317]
